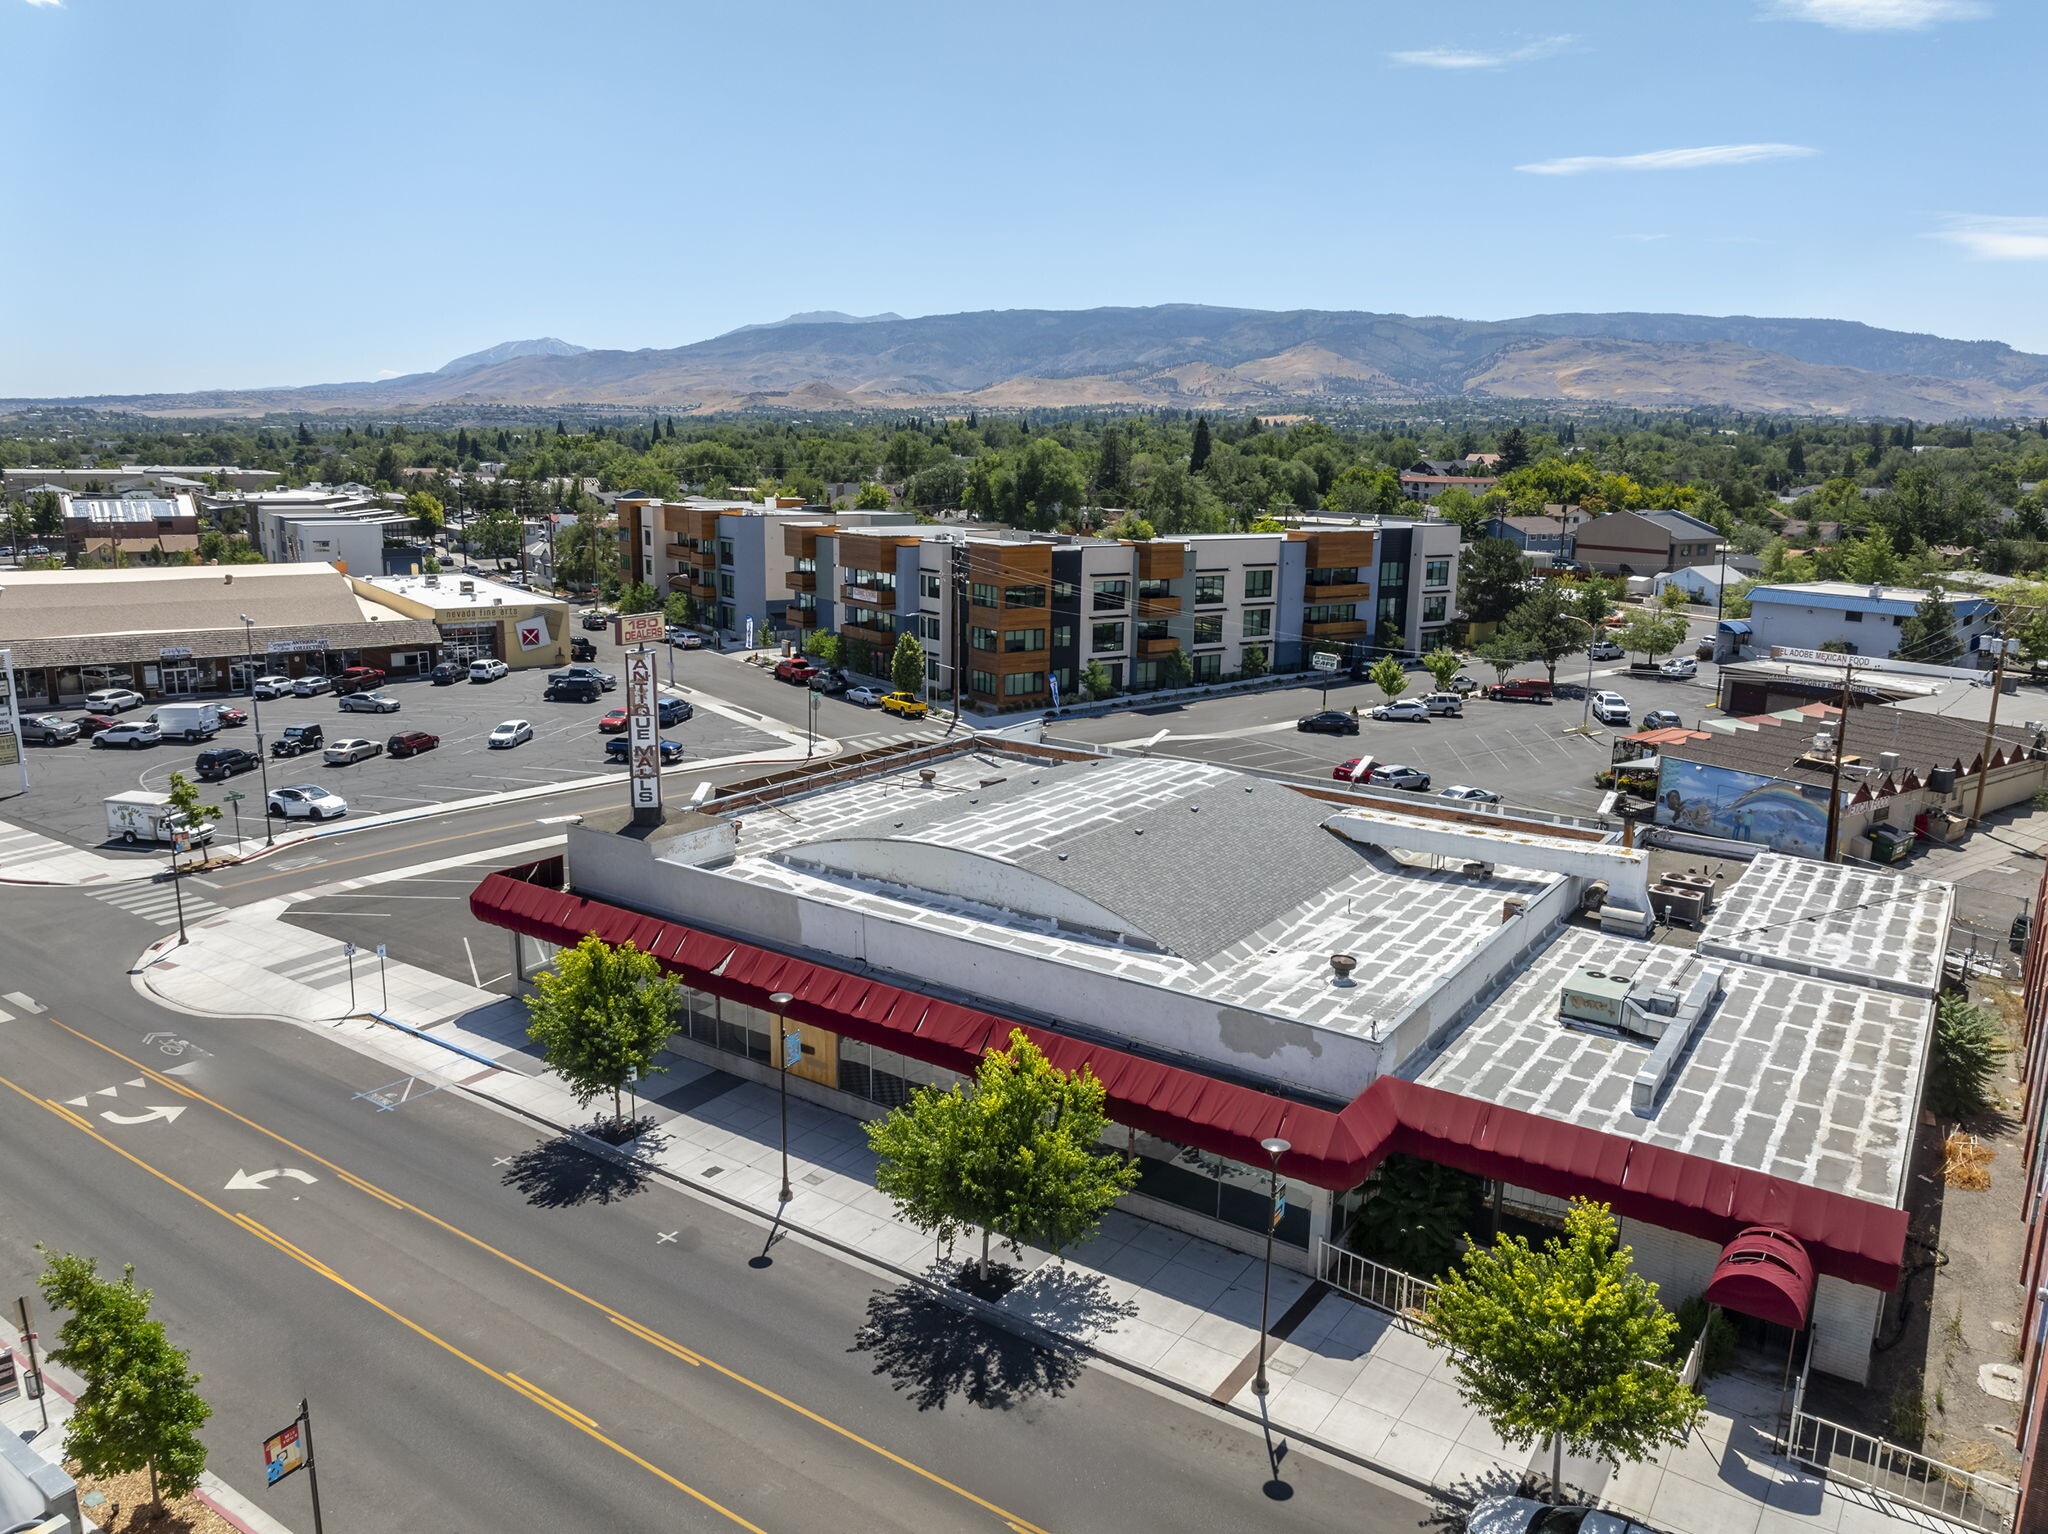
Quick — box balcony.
[1137,595,1182,618]
[788,569,816,592]
[841,583,897,609]
[1302,580,1371,601]
[1303,619,1369,640]
[1138,635,1181,657]
[688,578,717,600]
[842,619,894,648]
[788,607,819,628]
[665,541,695,559]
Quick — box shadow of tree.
[998,1263,1140,1342]
[1425,1464,1550,1530]
[499,1121,661,1208]
[851,1281,1090,1412]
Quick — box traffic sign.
[224,790,245,803]
[1310,651,1340,673]
[374,944,386,959]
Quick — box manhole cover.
[700,1165,724,1178]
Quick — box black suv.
[195,746,261,781]
[270,722,325,757]
[430,662,464,685]
[545,676,602,704]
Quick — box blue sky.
[4,0,2043,395]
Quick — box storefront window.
[1126,1130,1310,1248]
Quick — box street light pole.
[240,615,275,845]
[771,989,795,1204]
[1251,1135,1292,1398]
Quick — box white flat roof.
[356,572,566,610]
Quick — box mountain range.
[13,304,2048,421]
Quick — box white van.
[150,701,222,743]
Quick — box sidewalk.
[138,891,1976,1534]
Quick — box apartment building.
[615,496,914,638]
[787,518,1462,713]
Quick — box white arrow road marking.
[163,1062,202,1076]
[127,1078,147,1088]
[3,993,44,1014]
[99,1105,186,1125]
[224,1168,319,1191]
[93,1086,120,1097]
[65,1096,88,1107]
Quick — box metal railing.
[1316,1239,1439,1327]
[1788,1412,2016,1533]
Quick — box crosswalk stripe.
[88,885,226,926]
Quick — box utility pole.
[1969,636,2018,827]
[1822,662,1857,863]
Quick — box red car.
[386,730,439,758]
[74,712,121,737]
[772,658,818,685]
[598,708,630,734]
[216,706,249,727]
[334,666,387,695]
[1332,757,1372,783]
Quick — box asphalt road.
[0,877,1437,1534]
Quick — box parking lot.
[1,658,792,853]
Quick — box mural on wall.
[1656,758,1834,856]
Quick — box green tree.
[1323,464,1403,518]
[1161,646,1194,691]
[854,481,892,510]
[1614,614,1689,664]
[803,628,843,665]
[162,771,223,858]
[468,504,523,566]
[523,934,679,1130]
[1422,648,1463,691]
[1495,426,1533,473]
[904,461,967,511]
[1080,660,1115,700]
[404,490,446,537]
[889,631,926,696]
[38,1251,212,1515]
[1719,578,1760,619]
[1573,576,1620,631]
[1239,643,1269,679]
[556,509,620,591]
[1505,583,1589,684]
[1926,995,2006,1119]
[1898,588,1962,663]
[1424,1200,1703,1500]
[1656,582,1691,612]
[1350,1155,1480,1276]
[1459,538,1529,626]
[1475,634,1531,685]
[867,1029,1140,1276]
[665,590,697,629]
[1189,416,1213,473]
[1369,655,1409,702]
[618,580,658,618]
[1434,486,1492,542]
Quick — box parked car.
[1590,691,1632,728]
[599,708,630,734]
[270,722,325,758]
[83,688,145,713]
[1694,637,1715,660]
[606,736,685,764]
[469,659,510,682]
[1659,657,1698,679]
[1422,693,1465,717]
[551,664,617,692]
[250,674,295,699]
[773,658,818,686]
[1297,710,1360,736]
[430,662,465,685]
[1369,699,1430,723]
[1467,1493,1657,1534]
[93,721,160,749]
[216,706,249,727]
[386,730,440,759]
[1332,757,1372,782]
[845,685,885,707]
[267,784,347,820]
[1368,763,1431,790]
[668,629,703,649]
[488,719,533,748]
[74,712,121,738]
[1487,679,1554,704]
[658,696,694,726]
[1641,708,1684,731]
[880,691,929,720]
[570,636,597,662]
[1589,640,1624,661]
[195,746,261,782]
[1438,785,1500,803]
[149,702,222,742]
[545,675,602,703]
[323,737,383,765]
[19,714,79,744]
[1447,674,1480,695]
[808,667,851,695]
[291,674,335,697]
[334,666,386,694]
[338,690,401,714]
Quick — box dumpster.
[1864,822,1914,864]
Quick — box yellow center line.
[0,1070,769,1534]
[506,1374,599,1430]
[47,1016,1058,1533]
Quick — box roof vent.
[1133,826,1144,835]
[918,768,938,787]
[1329,953,1358,986]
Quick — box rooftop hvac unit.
[1651,883,1707,928]
[1928,766,1958,794]
[1877,750,1901,774]
[1558,967,1632,1030]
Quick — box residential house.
[1651,557,1762,606]
[1482,510,1590,559]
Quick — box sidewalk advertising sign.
[1310,651,1340,673]
[616,612,663,646]
[264,1417,307,1486]
[783,1028,803,1069]
[625,651,662,815]
[0,1347,17,1402]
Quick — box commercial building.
[350,572,571,669]
[1652,558,1761,607]
[789,517,1461,713]
[0,563,443,706]
[472,742,1945,1385]
[2,465,279,496]
[1631,700,2044,858]
[62,492,202,564]
[238,488,413,574]
[613,495,914,638]
[1573,508,1726,575]
[1744,581,1999,661]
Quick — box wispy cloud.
[23,1,64,8]
[1388,35,1572,69]
[1617,233,1673,242]
[1930,215,2048,261]
[1763,0,1988,30]
[1516,143,1818,176]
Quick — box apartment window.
[971,626,999,651]
[1193,574,1225,606]
[794,557,817,573]
[1132,660,1161,691]
[969,669,997,696]
[1003,629,1046,653]
[1092,578,1128,612]
[1377,560,1406,586]
[1193,653,1222,683]
[718,539,733,566]
[1303,603,1356,625]
[850,567,897,591]
[921,573,943,600]
[1051,578,1079,602]
[1424,558,1451,588]
[1003,671,1046,697]
[1243,569,1273,599]
[971,582,999,607]
[1423,594,1448,625]
[1137,577,1171,602]
[1051,665,1075,693]
[1192,616,1223,645]
[1241,608,1272,639]
[718,573,734,597]
[1308,566,1358,587]
[1052,622,1075,650]
[927,658,942,681]
[1845,610,1864,623]
[1376,596,1401,625]
[1003,584,1046,608]
[1092,621,1126,652]
[1138,619,1170,641]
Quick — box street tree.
[1614,614,1690,664]
[1080,660,1115,700]
[664,590,697,630]
[1656,582,1691,613]
[803,629,843,666]
[467,505,523,566]
[1239,643,1269,679]
[1434,486,1492,542]
[889,632,926,695]
[1505,583,1589,684]
[404,490,446,537]
[1162,646,1194,691]
[1573,577,1620,632]
[1422,648,1463,691]
[1899,588,1963,663]
[523,933,679,1130]
[1459,538,1530,626]
[162,771,223,858]
[618,580,658,618]
[867,1028,1140,1276]
[1369,656,1409,702]
[38,1250,212,1517]
[1424,1199,1703,1500]
[1474,634,1531,686]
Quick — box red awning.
[471,861,1908,1292]
[1703,1226,1816,1330]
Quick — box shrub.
[1926,995,2006,1120]
[1671,1297,1738,1379]
[1348,1154,1480,1277]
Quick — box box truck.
[104,791,216,848]
[149,702,222,742]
